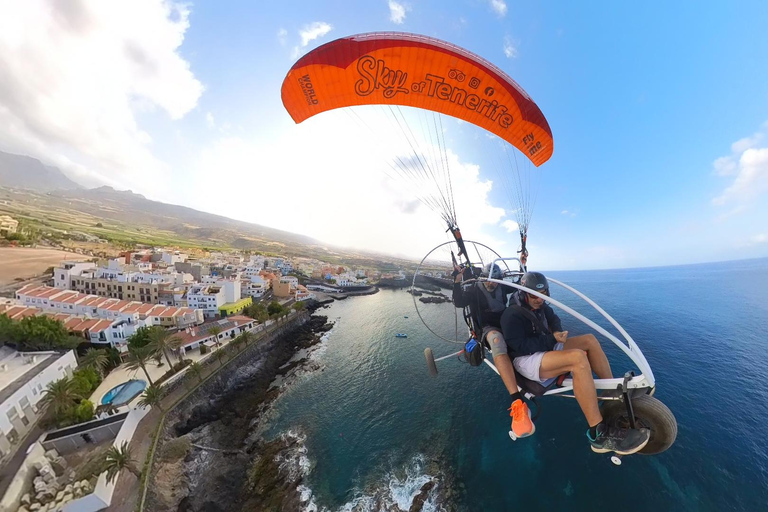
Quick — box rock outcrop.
[146,314,331,512]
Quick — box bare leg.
[487,331,519,394]
[540,349,602,426]
[494,354,520,394]
[563,334,613,379]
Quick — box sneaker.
[588,425,650,455]
[508,399,535,439]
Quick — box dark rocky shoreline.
[146,305,461,512]
[146,313,333,512]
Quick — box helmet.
[520,271,549,296]
[482,263,503,280]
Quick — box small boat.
[395,333,408,338]
[404,315,409,318]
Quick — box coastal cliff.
[145,314,333,512]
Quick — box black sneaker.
[588,425,650,455]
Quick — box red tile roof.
[16,285,202,323]
[90,319,114,332]
[0,305,38,320]
[58,292,83,304]
[105,300,131,312]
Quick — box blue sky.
[1,1,767,270]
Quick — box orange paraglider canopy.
[281,32,553,167]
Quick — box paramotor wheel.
[600,395,677,455]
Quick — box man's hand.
[553,331,568,343]
[453,266,466,283]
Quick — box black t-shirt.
[500,299,562,357]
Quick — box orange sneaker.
[508,399,535,440]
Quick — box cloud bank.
[0,0,203,188]
[712,122,768,210]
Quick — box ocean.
[264,257,768,511]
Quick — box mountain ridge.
[0,150,83,192]
[0,150,413,266]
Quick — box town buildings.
[0,348,77,465]
[176,315,258,352]
[12,286,203,350]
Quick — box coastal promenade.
[106,311,308,512]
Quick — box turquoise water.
[266,258,768,511]
[101,379,147,406]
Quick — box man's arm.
[545,305,563,333]
[500,308,557,356]
[452,279,472,308]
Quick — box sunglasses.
[527,290,549,299]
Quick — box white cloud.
[177,110,508,259]
[503,36,518,58]
[748,233,767,246]
[501,219,519,233]
[291,21,333,60]
[206,112,216,129]
[712,123,768,207]
[490,0,508,16]
[712,156,737,176]
[0,0,203,188]
[561,210,577,217]
[389,1,409,24]
[299,21,332,47]
[731,133,763,154]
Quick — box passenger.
[500,271,650,455]
[453,262,534,438]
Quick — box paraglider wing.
[281,32,553,167]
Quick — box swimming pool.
[101,379,147,406]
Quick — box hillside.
[52,186,322,249]
[0,150,83,192]
[0,186,416,269]
[0,150,416,268]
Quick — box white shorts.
[513,343,564,383]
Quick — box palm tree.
[188,361,203,382]
[137,385,164,413]
[126,345,156,386]
[103,441,141,483]
[232,333,246,352]
[147,326,183,370]
[207,326,223,347]
[79,348,109,377]
[240,330,254,347]
[40,378,79,417]
[214,346,226,367]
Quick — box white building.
[186,285,226,319]
[242,265,264,278]
[161,251,187,265]
[0,348,77,465]
[176,315,258,352]
[53,261,97,289]
[295,285,315,302]
[15,286,203,330]
[248,255,266,269]
[200,277,241,303]
[242,275,269,299]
